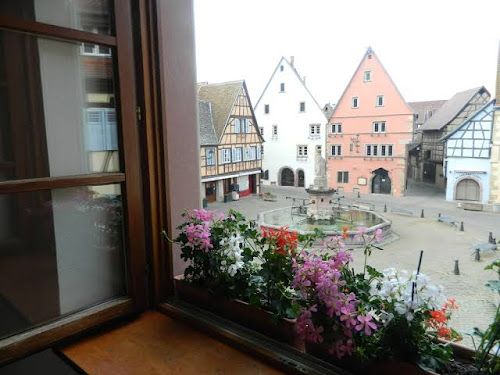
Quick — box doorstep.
[59,310,284,375]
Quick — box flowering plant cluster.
[172,209,460,372]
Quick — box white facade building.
[255,57,327,187]
[442,100,495,203]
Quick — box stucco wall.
[446,158,490,203]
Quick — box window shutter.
[86,109,105,151]
[105,109,118,150]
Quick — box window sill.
[296,156,308,161]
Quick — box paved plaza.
[207,180,500,347]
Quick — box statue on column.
[313,147,327,189]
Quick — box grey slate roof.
[198,100,218,146]
[198,81,243,139]
[408,100,447,126]
[418,87,485,131]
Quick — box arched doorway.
[280,168,294,186]
[297,170,305,187]
[372,168,391,194]
[455,178,480,201]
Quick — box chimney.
[290,56,294,67]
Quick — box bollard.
[454,260,460,275]
[438,213,441,221]
[460,222,464,232]
[421,209,424,218]
[384,204,387,213]
[357,191,361,199]
[475,249,481,261]
[489,232,495,244]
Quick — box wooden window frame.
[0,2,147,365]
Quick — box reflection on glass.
[0,0,112,35]
[0,184,125,339]
[0,29,120,182]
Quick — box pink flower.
[374,228,383,243]
[355,313,377,336]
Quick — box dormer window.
[280,83,285,92]
[364,71,371,82]
[351,97,359,109]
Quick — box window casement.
[234,118,241,133]
[373,121,386,133]
[309,124,321,136]
[221,149,231,163]
[366,145,372,156]
[373,145,378,156]
[330,144,342,156]
[280,83,285,92]
[280,65,284,72]
[331,123,342,134]
[388,145,393,156]
[0,2,147,362]
[337,171,349,183]
[351,97,359,108]
[264,104,270,114]
[376,95,384,107]
[232,148,242,162]
[363,71,371,82]
[300,101,306,112]
[247,146,257,160]
[272,124,278,138]
[244,118,251,133]
[257,145,262,159]
[259,127,264,135]
[365,144,393,157]
[297,145,308,159]
[206,148,216,166]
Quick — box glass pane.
[0,29,120,182]
[0,0,113,35]
[0,184,125,339]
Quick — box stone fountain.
[305,148,336,220]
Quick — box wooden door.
[205,182,216,202]
[297,170,305,187]
[281,168,294,186]
[423,162,436,183]
[456,179,480,201]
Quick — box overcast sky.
[194,0,500,107]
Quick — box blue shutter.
[105,109,118,150]
[86,109,105,151]
[234,118,240,133]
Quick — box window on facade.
[259,127,264,135]
[272,124,278,137]
[364,71,371,82]
[232,148,242,162]
[373,145,378,156]
[351,97,359,108]
[373,121,386,133]
[221,149,231,163]
[300,102,306,112]
[331,145,342,156]
[245,146,256,160]
[264,104,270,114]
[366,145,372,156]
[376,95,384,107]
[234,118,241,133]
[206,148,216,166]
[244,118,251,133]
[316,145,322,153]
[297,145,308,157]
[257,145,262,159]
[310,124,321,135]
[331,123,342,134]
[388,145,393,156]
[280,65,284,71]
[280,83,285,92]
[337,171,349,183]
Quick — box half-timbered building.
[412,87,490,188]
[198,81,264,202]
[441,100,495,203]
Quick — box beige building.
[490,44,500,204]
[198,81,264,202]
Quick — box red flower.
[261,227,298,256]
[437,327,451,338]
[430,310,447,324]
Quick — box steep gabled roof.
[419,87,489,131]
[198,100,218,146]
[198,80,243,139]
[255,57,325,116]
[440,99,496,142]
[330,47,413,120]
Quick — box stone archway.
[372,168,391,194]
[280,167,295,186]
[454,178,481,201]
[297,169,305,187]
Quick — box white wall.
[445,157,490,203]
[255,59,326,187]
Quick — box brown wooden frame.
[0,0,147,365]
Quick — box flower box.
[174,275,304,350]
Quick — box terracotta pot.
[173,275,304,350]
[305,342,439,375]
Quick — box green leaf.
[249,294,262,307]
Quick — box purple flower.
[355,313,377,336]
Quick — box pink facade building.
[327,48,413,196]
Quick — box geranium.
[261,227,298,256]
[355,314,377,336]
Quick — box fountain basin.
[258,206,392,245]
